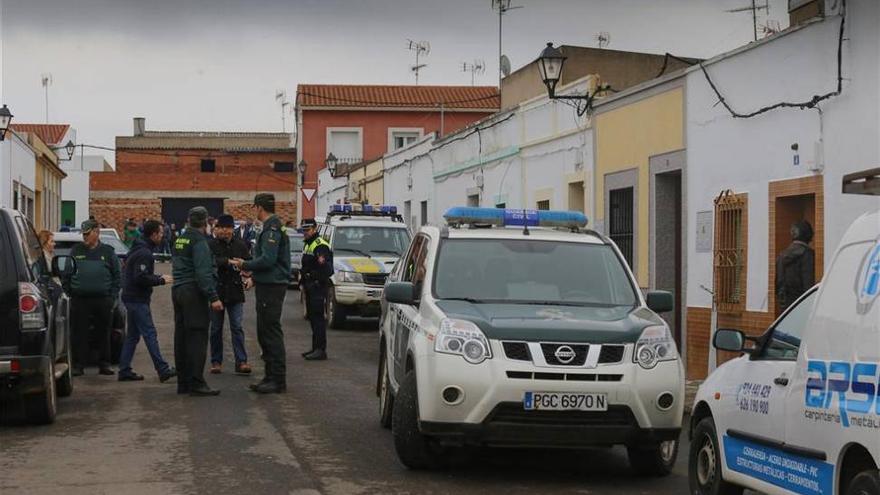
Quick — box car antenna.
[522,209,530,236]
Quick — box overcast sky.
[0,0,788,161]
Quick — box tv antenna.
[41,73,53,123]
[461,59,486,86]
[499,55,511,78]
[491,0,523,88]
[726,0,769,42]
[406,39,431,84]
[275,89,291,133]
[595,31,611,49]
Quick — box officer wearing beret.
[230,193,290,394]
[299,218,333,361]
[172,206,223,396]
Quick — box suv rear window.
[434,239,637,306]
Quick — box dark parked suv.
[0,208,76,424]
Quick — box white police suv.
[377,207,685,474]
[316,204,411,328]
[689,210,880,495]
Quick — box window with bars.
[713,191,748,313]
[609,187,634,269]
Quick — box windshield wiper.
[440,297,487,304]
[370,249,401,256]
[336,248,371,257]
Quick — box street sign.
[303,188,316,202]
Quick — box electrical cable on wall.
[699,0,847,119]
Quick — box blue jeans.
[119,302,171,375]
[210,302,247,365]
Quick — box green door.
[61,201,76,228]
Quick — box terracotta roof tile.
[297,84,499,110]
[10,123,71,145]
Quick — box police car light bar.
[328,204,399,216]
[443,207,588,229]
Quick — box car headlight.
[633,325,678,370]
[337,271,363,283]
[435,318,492,364]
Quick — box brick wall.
[89,197,297,235]
[686,307,775,380]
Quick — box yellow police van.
[316,205,411,328]
[689,209,880,495]
[377,207,685,474]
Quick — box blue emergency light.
[329,204,398,216]
[443,207,588,229]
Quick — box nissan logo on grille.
[554,345,577,364]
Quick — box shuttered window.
[713,191,748,313]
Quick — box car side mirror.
[646,290,674,313]
[385,281,416,305]
[713,328,746,352]
[52,255,77,278]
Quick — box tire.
[56,329,74,398]
[689,417,743,495]
[392,370,441,469]
[847,470,880,495]
[378,348,394,429]
[628,438,679,477]
[25,359,57,425]
[327,289,346,329]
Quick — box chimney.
[133,117,146,137]
[789,0,824,27]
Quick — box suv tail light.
[19,282,46,330]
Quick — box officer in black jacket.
[118,220,176,382]
[208,214,252,375]
[172,207,223,396]
[299,218,333,361]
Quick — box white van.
[688,210,880,495]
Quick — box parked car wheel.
[847,470,880,495]
[378,347,394,429]
[628,438,679,477]
[25,358,57,425]
[56,331,74,398]
[689,417,743,494]
[327,289,346,329]
[392,370,442,469]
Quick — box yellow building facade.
[593,84,684,287]
[26,133,66,232]
[348,157,384,205]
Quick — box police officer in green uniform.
[230,193,290,394]
[299,218,333,361]
[172,206,223,396]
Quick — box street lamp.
[297,159,307,183]
[537,42,608,116]
[0,104,13,142]
[325,152,338,176]
[64,140,76,160]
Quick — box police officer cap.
[188,206,209,228]
[253,193,275,210]
[216,214,235,228]
[301,218,318,229]
[80,219,99,233]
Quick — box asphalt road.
[2,267,702,495]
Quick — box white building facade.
[0,131,37,221]
[60,154,112,227]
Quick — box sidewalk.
[684,380,703,415]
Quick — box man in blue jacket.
[118,220,177,382]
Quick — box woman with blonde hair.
[38,230,55,259]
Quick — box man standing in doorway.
[299,218,333,361]
[118,220,177,383]
[231,193,290,394]
[209,214,252,375]
[173,207,223,396]
[775,220,816,312]
[65,219,121,376]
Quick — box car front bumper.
[334,283,384,308]
[413,343,684,447]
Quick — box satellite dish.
[500,55,511,77]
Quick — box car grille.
[541,343,589,366]
[598,345,625,364]
[487,403,636,427]
[503,342,531,361]
[362,273,388,286]
[506,371,623,382]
